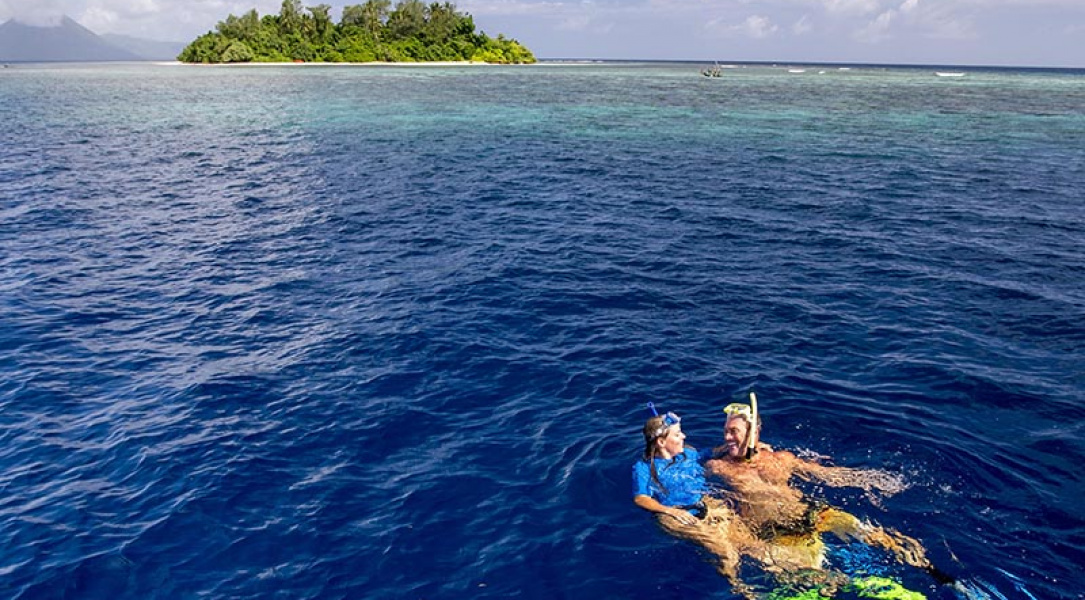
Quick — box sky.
[1,0,1082,67]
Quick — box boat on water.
[701,62,724,77]
[936,72,965,77]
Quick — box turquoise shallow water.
[1,62,1083,599]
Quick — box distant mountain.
[0,16,142,62]
[101,33,185,61]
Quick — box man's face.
[723,416,749,458]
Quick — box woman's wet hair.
[643,415,670,495]
[643,415,666,443]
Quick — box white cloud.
[463,0,623,35]
[792,14,813,34]
[917,14,977,39]
[557,14,614,33]
[952,0,1083,5]
[742,15,779,38]
[848,0,922,43]
[855,8,894,41]
[1,0,69,26]
[81,6,120,32]
[822,0,884,16]
[0,0,284,40]
[848,0,981,43]
[706,14,779,38]
[902,1,978,40]
[460,0,569,17]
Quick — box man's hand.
[664,506,697,526]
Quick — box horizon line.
[2,58,1083,71]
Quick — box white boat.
[935,72,965,77]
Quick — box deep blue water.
[1,62,1083,600]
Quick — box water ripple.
[1,63,1083,600]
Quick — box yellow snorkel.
[748,391,759,459]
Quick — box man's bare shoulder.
[757,448,804,469]
[768,449,798,461]
[704,455,740,476]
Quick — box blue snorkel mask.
[646,402,681,439]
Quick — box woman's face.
[658,424,686,458]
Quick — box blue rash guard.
[632,447,707,508]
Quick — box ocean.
[1,61,1083,599]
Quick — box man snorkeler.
[705,393,952,584]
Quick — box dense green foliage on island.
[179,0,535,64]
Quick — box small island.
[179,0,535,64]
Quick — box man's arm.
[792,458,905,496]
